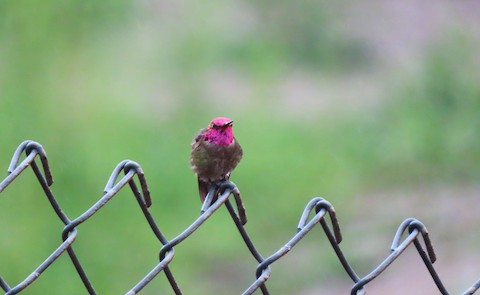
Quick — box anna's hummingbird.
[190,117,243,202]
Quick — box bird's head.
[208,117,233,130]
[204,117,235,145]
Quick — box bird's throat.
[204,128,234,146]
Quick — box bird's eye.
[211,123,217,128]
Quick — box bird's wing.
[191,128,206,149]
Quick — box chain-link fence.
[1,140,479,295]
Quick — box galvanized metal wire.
[0,140,478,295]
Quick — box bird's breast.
[191,139,242,181]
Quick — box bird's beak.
[224,120,233,127]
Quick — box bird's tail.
[197,178,210,203]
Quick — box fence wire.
[0,140,478,295]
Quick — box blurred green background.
[1,1,479,294]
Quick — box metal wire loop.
[408,219,437,263]
[351,217,446,295]
[391,218,436,263]
[4,140,54,189]
[104,160,152,208]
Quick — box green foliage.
[375,38,480,185]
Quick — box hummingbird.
[190,117,243,202]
